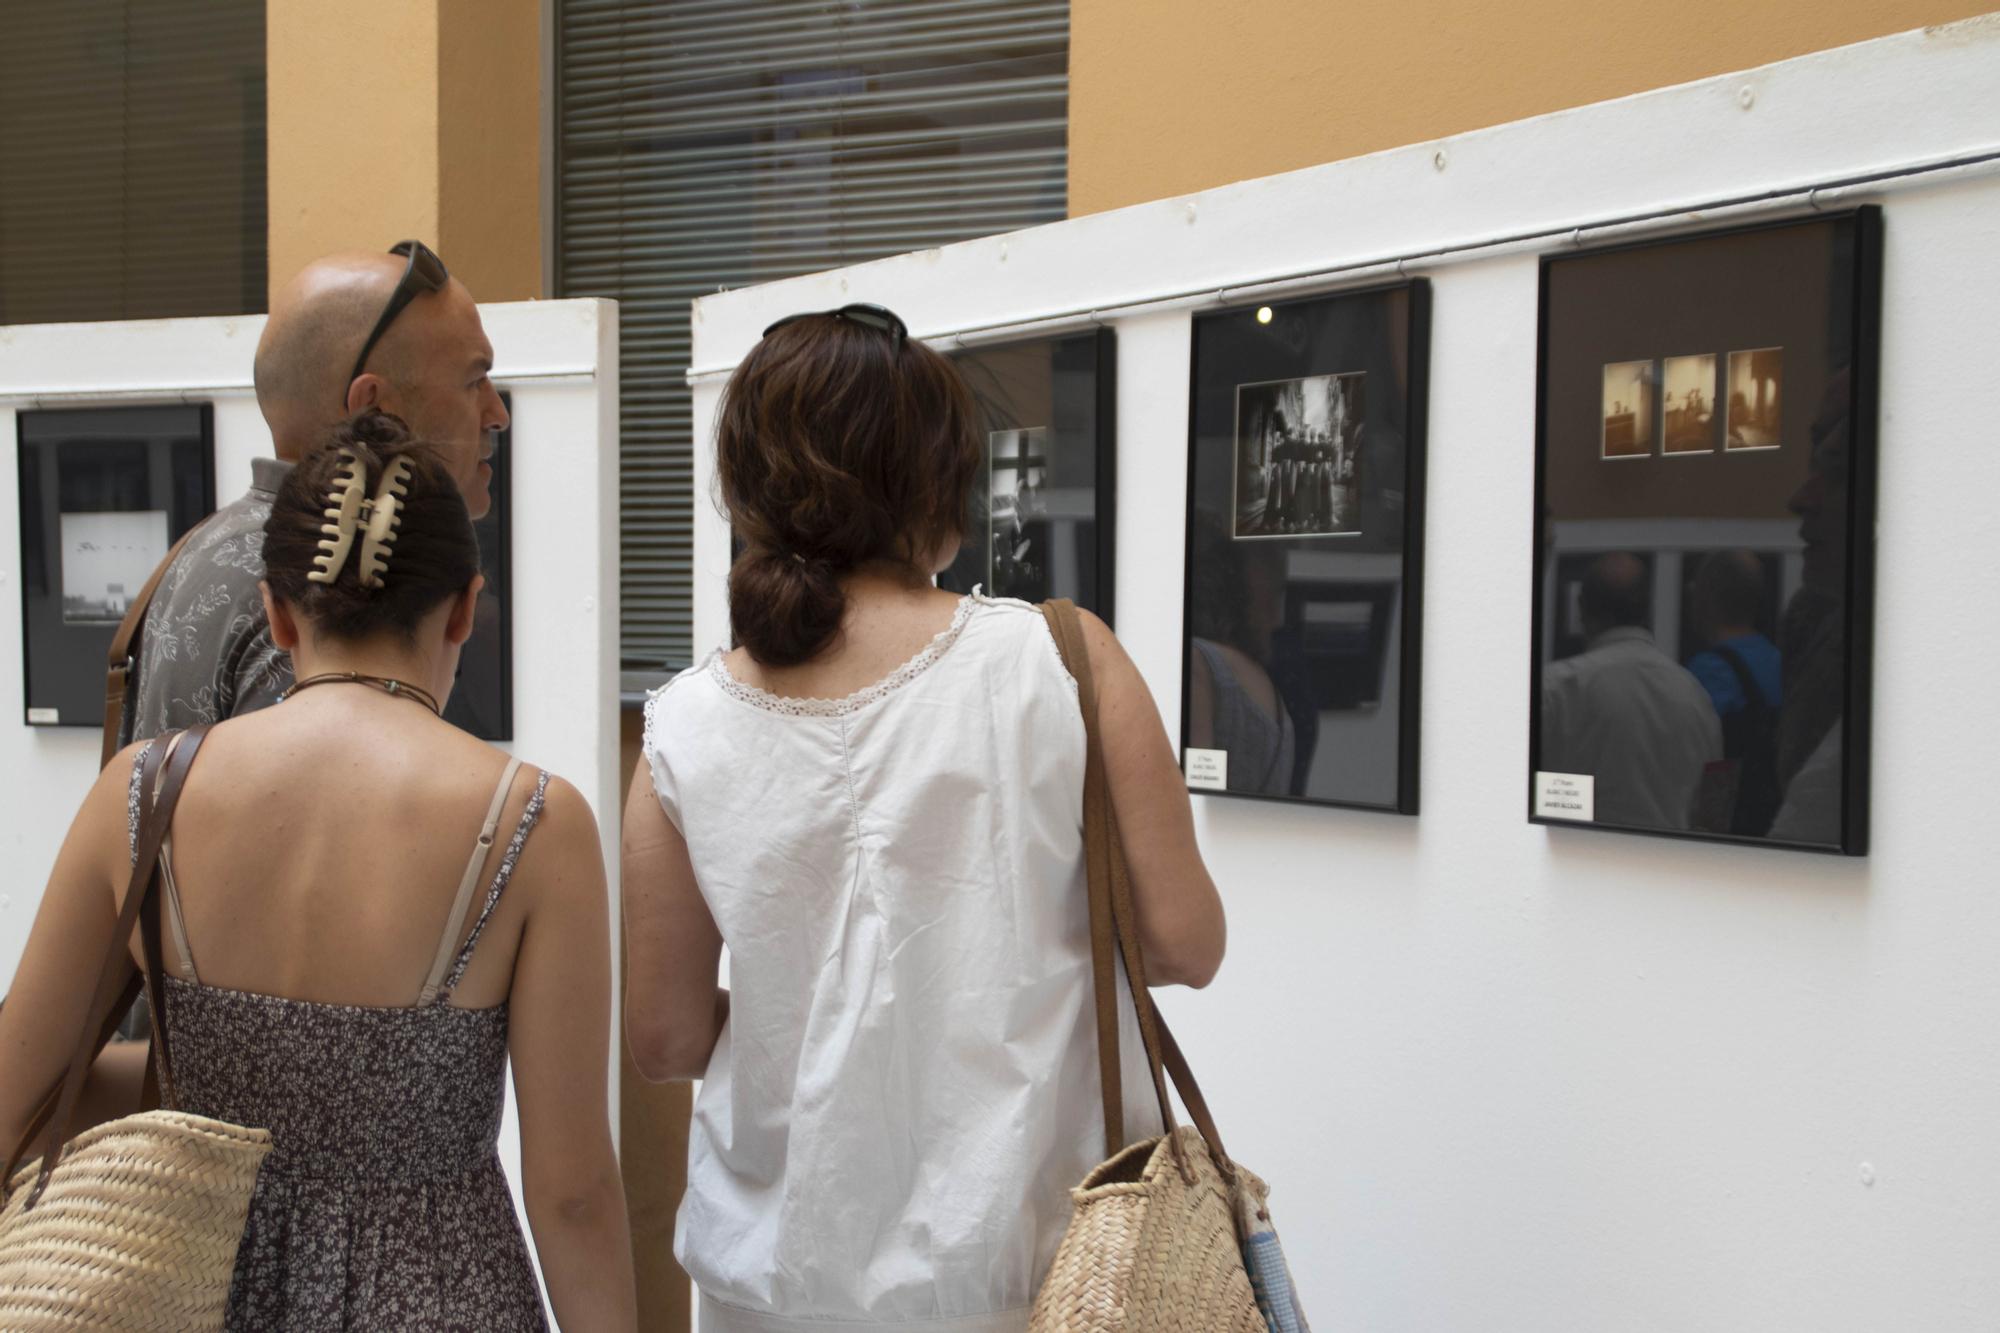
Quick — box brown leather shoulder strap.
[1041,600,1232,1183]
[1042,600,1126,1158]
[4,726,210,1208]
[101,518,209,769]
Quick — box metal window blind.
[557,0,1069,673]
[0,0,267,324]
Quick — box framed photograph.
[442,392,513,741]
[1600,359,1657,459]
[1530,208,1882,854]
[17,405,215,727]
[1182,282,1430,811]
[1661,354,1719,455]
[939,330,1116,620]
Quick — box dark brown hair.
[262,410,480,640]
[718,313,982,666]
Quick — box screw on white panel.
[0,894,11,911]
[839,277,850,293]
[1184,202,1198,224]
[1858,1162,1876,1187]
[1433,148,1449,172]
[582,595,596,612]
[1738,85,1756,110]
[999,241,1009,263]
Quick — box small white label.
[1535,771,1595,821]
[1185,747,1229,791]
[26,708,59,725]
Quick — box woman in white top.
[623,304,1225,1332]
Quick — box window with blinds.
[557,0,1069,675]
[0,0,267,324]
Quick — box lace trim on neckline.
[705,591,986,717]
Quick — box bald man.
[117,242,509,746]
[1540,551,1723,831]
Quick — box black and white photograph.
[1601,359,1656,458]
[939,331,1116,620]
[987,427,1052,601]
[1727,347,1784,450]
[59,509,169,623]
[1184,282,1429,814]
[1232,372,1365,538]
[1662,354,1718,454]
[1532,209,1881,854]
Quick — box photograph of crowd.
[1600,359,1657,458]
[1232,371,1365,538]
[1727,347,1783,450]
[1662,354,1718,454]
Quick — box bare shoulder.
[1074,607,1141,683]
[512,769,606,896]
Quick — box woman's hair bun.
[717,312,982,666]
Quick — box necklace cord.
[282,670,443,716]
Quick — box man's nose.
[486,382,511,431]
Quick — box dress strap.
[431,767,549,1006]
[417,757,524,1006]
[129,735,200,982]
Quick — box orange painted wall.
[1068,0,1998,215]
[266,0,541,302]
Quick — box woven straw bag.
[0,730,271,1330]
[1031,602,1308,1333]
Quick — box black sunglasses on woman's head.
[762,303,908,353]
[343,240,451,407]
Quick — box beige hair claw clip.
[307,449,414,588]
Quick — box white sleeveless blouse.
[643,593,1158,1332]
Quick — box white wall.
[0,298,621,1318]
[689,22,2000,1332]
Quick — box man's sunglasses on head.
[344,240,450,407]
[763,303,908,353]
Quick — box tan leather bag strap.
[101,518,209,769]
[3,727,210,1208]
[1040,600,1235,1185]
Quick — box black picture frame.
[939,329,1117,623]
[1180,281,1430,812]
[17,405,216,728]
[442,391,513,741]
[1529,208,1881,855]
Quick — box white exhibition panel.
[689,23,2000,1333]
[0,298,621,1322]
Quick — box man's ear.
[344,374,384,415]
[260,581,301,652]
[445,575,485,647]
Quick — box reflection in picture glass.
[60,510,168,624]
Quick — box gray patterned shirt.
[121,457,296,746]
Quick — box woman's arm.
[0,744,146,1152]
[504,775,637,1332]
[621,759,726,1083]
[1079,611,1227,989]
